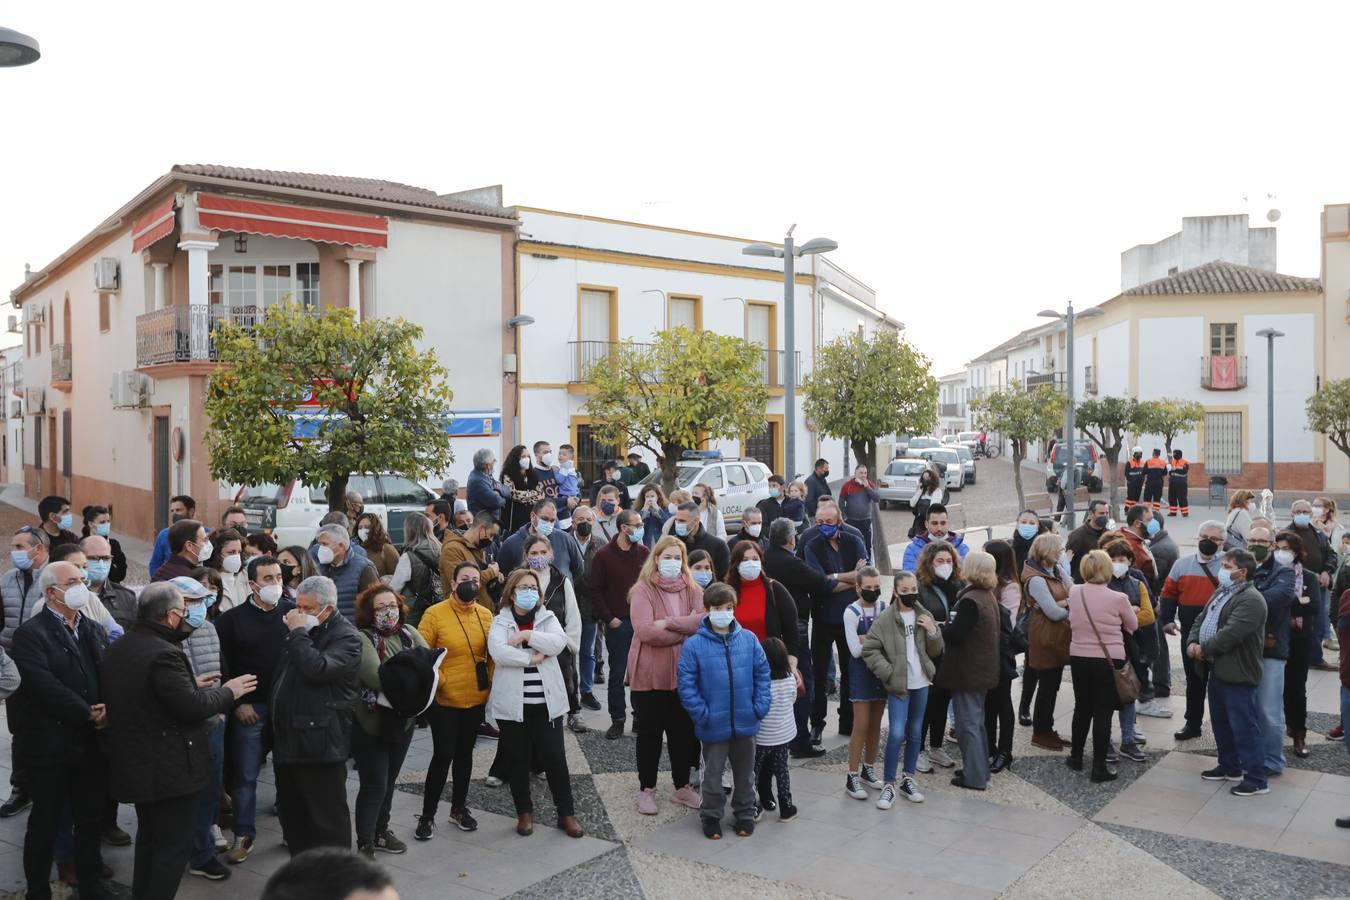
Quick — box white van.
[237,474,435,549]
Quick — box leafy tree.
[581,326,768,493]
[801,330,938,475]
[1076,395,1144,516]
[1135,398,1206,456]
[1307,378,1350,464]
[972,384,1066,511]
[205,302,454,512]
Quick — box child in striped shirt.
[754,637,799,822]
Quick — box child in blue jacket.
[677,583,771,839]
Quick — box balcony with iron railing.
[939,402,965,418]
[1200,355,1247,391]
[568,340,802,388]
[50,343,72,388]
[1024,371,1066,391]
[135,305,269,368]
[1,360,22,398]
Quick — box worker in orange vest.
[1167,449,1191,517]
[1143,448,1168,512]
[1124,447,1146,510]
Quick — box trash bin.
[1208,476,1228,508]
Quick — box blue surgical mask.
[692,570,714,588]
[708,610,735,629]
[600,501,617,515]
[514,589,540,611]
[1146,518,1161,536]
[86,560,112,584]
[769,487,781,499]
[9,550,31,571]
[658,558,682,579]
[58,513,73,531]
[1217,568,1233,588]
[674,522,689,537]
[184,603,208,629]
[629,525,645,545]
[94,522,111,538]
[1293,513,1311,528]
[1016,523,1038,540]
[536,520,555,537]
[819,524,839,539]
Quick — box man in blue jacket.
[148,495,196,575]
[1247,527,1297,776]
[466,448,510,521]
[802,503,867,740]
[902,504,969,573]
[495,499,584,582]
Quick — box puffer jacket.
[0,565,45,651]
[486,607,570,724]
[183,621,221,682]
[677,617,771,743]
[862,601,944,695]
[269,610,362,765]
[318,553,379,621]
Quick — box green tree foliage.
[581,326,768,492]
[1076,395,1144,516]
[1307,377,1350,462]
[205,302,454,511]
[1135,398,1206,456]
[972,384,1066,511]
[801,330,938,475]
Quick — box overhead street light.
[1037,302,1104,529]
[0,27,40,67]
[1256,328,1285,493]
[742,225,837,480]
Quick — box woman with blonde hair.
[628,536,706,814]
[1066,550,1137,783]
[1021,531,1073,750]
[934,550,1002,790]
[914,541,964,771]
[1225,490,1257,550]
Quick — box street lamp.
[1037,302,1104,528]
[0,27,40,67]
[743,226,838,479]
[1256,328,1284,493]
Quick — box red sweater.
[737,578,768,640]
[590,540,649,622]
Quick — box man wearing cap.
[1124,447,1146,511]
[589,460,632,511]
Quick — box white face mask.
[540,452,556,468]
[1247,501,1257,513]
[1274,549,1295,567]
[257,583,284,607]
[1312,506,1326,519]
[934,563,954,581]
[302,613,320,631]
[59,583,91,611]
[316,544,336,565]
[746,523,762,537]
[519,457,531,470]
[222,554,242,574]
[357,528,370,542]
[1111,561,1129,578]
[197,539,214,562]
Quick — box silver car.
[877,458,947,509]
[917,448,965,492]
[904,436,941,457]
[953,445,976,484]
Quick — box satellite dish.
[1267,209,1281,223]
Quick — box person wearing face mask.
[900,503,969,573]
[1288,500,1338,672]
[518,536,583,732]
[438,512,503,611]
[568,505,607,713]
[591,510,650,738]
[594,484,626,542]
[273,576,362,856]
[148,494,198,576]
[33,545,124,643]
[467,447,510,521]
[636,484,672,549]
[79,535,136,631]
[1245,527,1297,777]
[1019,533,1073,751]
[349,585,427,859]
[1274,532,1316,759]
[1186,550,1270,796]
[205,528,250,613]
[727,542,798,657]
[690,485,729,541]
[589,460,632,511]
[496,499,585,583]
[841,567,887,800]
[414,562,494,840]
[1101,542,1154,761]
[315,524,381,622]
[99,580,256,897]
[213,556,294,863]
[627,538,707,815]
[487,569,583,838]
[1111,505,1159,586]
[671,501,731,582]
[0,529,49,820]
[8,561,112,898]
[552,444,583,511]
[36,496,80,550]
[1066,500,1111,584]
[499,444,542,535]
[531,440,561,504]
[152,518,214,583]
[804,458,832,520]
[728,507,769,554]
[277,546,316,601]
[354,514,400,579]
[756,475,787,529]
[802,502,867,740]
[80,506,126,585]
[1161,520,1230,741]
[1012,509,1047,572]
[1123,447,1146,511]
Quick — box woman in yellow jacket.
[415,559,495,841]
[1105,540,1159,762]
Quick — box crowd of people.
[0,456,1346,896]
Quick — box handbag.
[1081,598,1141,703]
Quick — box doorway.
[153,416,170,531]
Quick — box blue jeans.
[1310,583,1329,665]
[883,686,929,782]
[1118,701,1138,745]
[191,718,226,866]
[229,703,268,839]
[1258,658,1287,774]
[1208,678,1266,789]
[579,620,598,695]
[791,621,814,750]
[604,619,634,721]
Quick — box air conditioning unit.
[7,399,20,419]
[94,258,120,292]
[109,371,151,409]
[23,386,44,413]
[5,316,17,334]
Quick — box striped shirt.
[757,676,798,747]
[518,620,546,704]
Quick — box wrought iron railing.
[50,343,72,383]
[135,305,263,367]
[569,340,801,387]
[1200,355,1247,390]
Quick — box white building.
[937,371,969,435]
[1120,214,1276,291]
[513,208,897,482]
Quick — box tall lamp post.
[1038,302,1103,529]
[1256,328,1284,493]
[743,227,838,480]
[0,27,41,67]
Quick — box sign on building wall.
[286,409,500,440]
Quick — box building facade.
[937,371,969,435]
[1121,214,1277,291]
[10,165,518,539]
[1320,203,1350,491]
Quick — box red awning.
[196,193,388,248]
[131,196,177,253]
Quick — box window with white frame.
[209,262,320,310]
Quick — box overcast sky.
[3,1,1347,375]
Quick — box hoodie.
[901,530,969,573]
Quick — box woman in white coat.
[487,568,584,838]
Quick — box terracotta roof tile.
[1123,260,1319,296]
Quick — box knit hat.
[377,646,446,718]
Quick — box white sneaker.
[484,775,503,788]
[845,773,868,800]
[211,824,227,851]
[1137,700,1173,719]
[876,783,896,810]
[915,753,934,774]
[859,764,884,790]
[898,775,925,803]
[928,747,956,768]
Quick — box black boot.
[1091,764,1118,783]
[1065,754,1084,772]
[990,752,1012,774]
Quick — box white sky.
[3,0,1349,375]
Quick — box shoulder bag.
[1081,598,1141,703]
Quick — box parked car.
[877,458,947,509]
[957,431,981,452]
[628,451,772,527]
[953,445,976,484]
[1045,441,1103,494]
[916,448,965,492]
[940,434,961,447]
[236,473,435,549]
[893,435,912,457]
[904,436,941,457]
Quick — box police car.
[628,450,773,527]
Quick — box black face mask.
[279,563,295,584]
[894,591,915,607]
[455,581,481,602]
[1197,538,1219,557]
[478,535,495,549]
[575,522,592,538]
[1092,516,1109,529]
[171,513,187,523]
[860,588,882,604]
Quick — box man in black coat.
[100,581,255,897]
[673,502,730,580]
[9,561,111,900]
[272,575,362,856]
